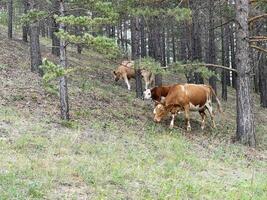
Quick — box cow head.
[113,70,121,81]
[143,89,152,100]
[153,103,168,123]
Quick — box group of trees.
[2,0,267,147]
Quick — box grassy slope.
[0,31,267,199]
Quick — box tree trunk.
[259,53,267,107]
[235,0,256,146]
[162,27,166,67]
[207,0,217,93]
[7,0,13,39]
[29,22,42,75]
[190,0,203,84]
[230,23,237,89]
[22,0,29,42]
[153,17,163,86]
[59,0,70,120]
[123,20,128,55]
[131,17,143,98]
[51,0,60,56]
[221,23,227,101]
[171,26,176,63]
[140,16,147,58]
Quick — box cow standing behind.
[143,85,173,104]
[153,84,222,131]
[113,60,154,90]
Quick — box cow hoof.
[169,125,174,129]
[201,126,205,130]
[187,126,191,131]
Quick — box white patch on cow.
[189,102,200,111]
[205,95,213,114]
[169,114,175,129]
[143,89,152,99]
[187,123,191,131]
[160,96,166,101]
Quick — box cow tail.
[209,86,223,113]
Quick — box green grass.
[0,116,266,199]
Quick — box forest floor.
[0,29,267,199]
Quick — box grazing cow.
[153,84,222,131]
[143,85,172,103]
[113,60,154,90]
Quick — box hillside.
[0,31,267,199]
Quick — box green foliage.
[55,15,118,27]
[139,57,169,75]
[40,58,74,95]
[55,30,120,59]
[167,7,192,22]
[20,10,47,25]
[0,10,7,26]
[171,61,220,80]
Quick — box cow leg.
[206,103,216,128]
[184,105,191,131]
[123,75,131,90]
[199,111,206,130]
[169,114,176,129]
[143,75,149,90]
[145,81,149,90]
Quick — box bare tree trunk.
[123,20,128,55]
[230,23,237,89]
[235,0,256,146]
[153,17,163,86]
[171,27,176,63]
[190,0,203,84]
[59,0,69,120]
[140,16,147,58]
[162,27,166,66]
[29,21,42,75]
[51,0,60,56]
[207,0,217,93]
[131,17,143,98]
[7,0,13,39]
[22,0,29,42]
[221,23,227,101]
[259,53,267,107]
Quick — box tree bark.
[7,0,13,39]
[171,26,176,63]
[59,0,70,120]
[29,22,42,75]
[22,0,29,42]
[131,17,143,98]
[230,23,237,89]
[235,0,256,146]
[190,0,203,84]
[140,16,147,58]
[207,0,217,94]
[259,53,267,107]
[221,23,227,101]
[51,0,60,56]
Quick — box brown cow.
[153,84,222,131]
[113,60,154,90]
[143,85,172,103]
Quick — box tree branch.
[250,45,267,54]
[249,14,267,24]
